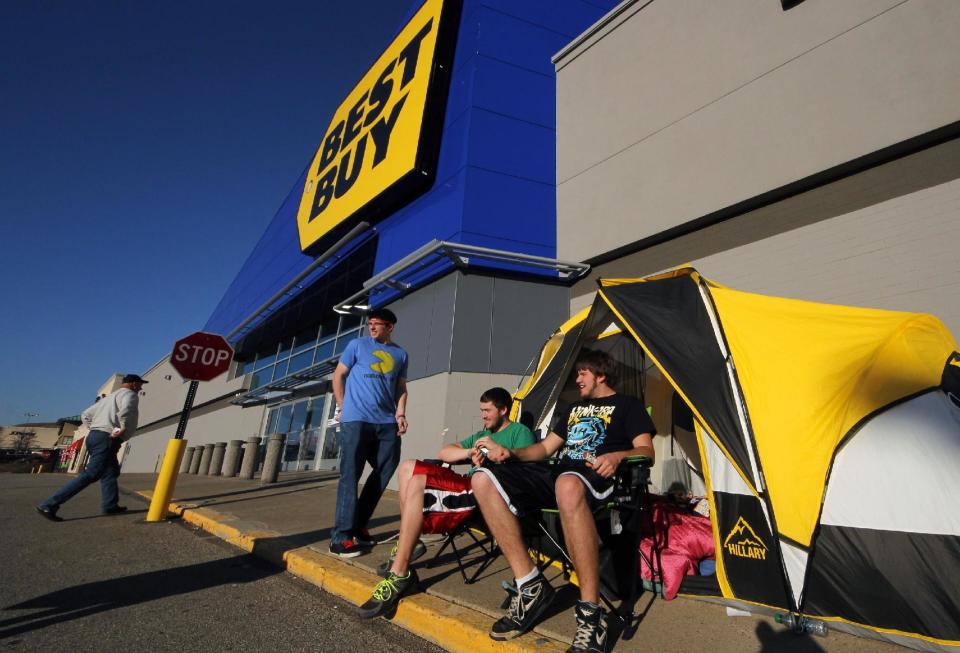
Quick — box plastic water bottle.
[775,613,828,637]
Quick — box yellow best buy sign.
[296,0,460,254]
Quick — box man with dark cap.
[36,374,147,521]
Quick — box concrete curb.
[134,490,568,653]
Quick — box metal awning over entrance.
[334,240,591,314]
[231,359,337,407]
[232,240,589,407]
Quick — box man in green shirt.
[358,387,534,619]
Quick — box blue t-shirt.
[340,336,409,424]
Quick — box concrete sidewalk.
[119,471,896,653]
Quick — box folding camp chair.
[528,455,662,636]
[426,507,501,584]
[419,460,502,584]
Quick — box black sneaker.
[36,506,63,522]
[489,574,555,640]
[567,601,609,653]
[357,570,419,619]
[103,506,128,515]
[355,528,377,547]
[376,539,428,577]
[329,538,365,558]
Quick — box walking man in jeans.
[330,308,409,557]
[36,374,147,521]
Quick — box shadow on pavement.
[204,484,330,509]
[157,472,338,504]
[0,553,279,638]
[64,508,149,522]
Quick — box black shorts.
[473,460,615,517]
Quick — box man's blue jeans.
[332,421,400,543]
[40,430,122,514]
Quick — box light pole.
[24,412,38,425]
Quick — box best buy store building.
[123,0,960,481]
[124,0,618,474]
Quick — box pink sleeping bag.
[638,497,715,600]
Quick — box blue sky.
[0,1,409,425]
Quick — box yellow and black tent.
[513,267,960,652]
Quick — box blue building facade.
[124,0,622,476]
[205,0,617,344]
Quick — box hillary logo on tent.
[723,516,768,561]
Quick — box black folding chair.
[426,508,501,584]
[419,460,502,584]
[528,456,662,637]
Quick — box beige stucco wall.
[118,357,265,473]
[571,142,960,337]
[555,0,960,263]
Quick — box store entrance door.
[314,393,341,471]
[263,395,334,472]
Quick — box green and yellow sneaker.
[376,539,428,577]
[357,570,419,619]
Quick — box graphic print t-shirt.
[554,394,655,461]
[340,336,409,424]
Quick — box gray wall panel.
[450,274,494,372]
[425,273,458,377]
[491,279,569,374]
[555,0,960,262]
[391,272,571,378]
[390,273,457,381]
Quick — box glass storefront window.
[254,346,278,372]
[319,313,340,340]
[287,350,313,375]
[250,370,269,391]
[283,431,301,464]
[266,407,280,435]
[315,338,335,363]
[290,401,308,434]
[276,404,293,434]
[299,428,320,469]
[272,357,289,381]
[277,337,293,359]
[292,325,320,355]
[334,328,361,355]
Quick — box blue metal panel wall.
[205,0,618,338]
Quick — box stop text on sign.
[295,0,459,255]
[174,344,231,368]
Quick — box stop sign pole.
[172,380,200,440]
[147,332,234,523]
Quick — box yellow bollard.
[146,439,188,522]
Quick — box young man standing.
[36,374,147,520]
[357,387,535,618]
[471,350,655,652]
[330,308,409,557]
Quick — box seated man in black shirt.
[472,349,655,653]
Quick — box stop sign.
[170,331,234,382]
